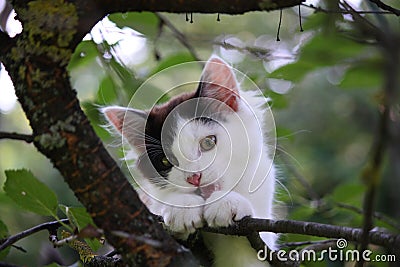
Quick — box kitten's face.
[103,56,267,201]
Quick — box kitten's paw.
[161,195,204,235]
[204,191,253,228]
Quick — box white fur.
[103,57,276,267]
[133,90,275,267]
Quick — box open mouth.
[187,172,220,199]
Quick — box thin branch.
[111,230,165,249]
[340,1,384,40]
[154,13,201,62]
[336,202,400,231]
[10,245,27,253]
[213,41,296,62]
[0,132,34,143]
[202,217,400,249]
[369,0,400,16]
[51,232,79,247]
[0,219,69,251]
[301,3,393,15]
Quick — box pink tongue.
[200,183,220,199]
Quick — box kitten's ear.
[101,106,147,154]
[196,56,239,112]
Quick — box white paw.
[160,195,204,235]
[204,191,253,228]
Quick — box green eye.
[199,135,217,152]
[161,157,172,167]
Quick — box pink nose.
[186,173,202,187]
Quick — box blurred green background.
[1,0,399,265]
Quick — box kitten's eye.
[199,135,217,151]
[161,157,172,167]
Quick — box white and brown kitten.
[102,56,276,267]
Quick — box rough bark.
[1,0,303,265]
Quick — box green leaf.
[269,61,315,82]
[300,34,364,67]
[68,40,99,71]
[0,220,10,260]
[81,102,111,141]
[59,205,101,251]
[3,169,58,216]
[108,12,158,38]
[330,182,364,206]
[97,76,118,104]
[264,90,288,109]
[151,52,196,75]
[59,205,94,231]
[340,61,383,89]
[270,33,365,82]
[289,205,316,220]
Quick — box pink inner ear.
[104,109,124,133]
[201,57,240,111]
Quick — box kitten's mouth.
[187,172,220,199]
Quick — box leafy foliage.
[1,0,400,266]
[0,220,9,260]
[4,169,58,217]
[2,169,102,261]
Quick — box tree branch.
[336,202,400,231]
[155,13,201,62]
[0,132,34,143]
[91,0,306,14]
[0,219,69,251]
[301,3,394,15]
[369,0,400,16]
[202,217,400,249]
[2,1,198,265]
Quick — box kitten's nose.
[186,173,202,187]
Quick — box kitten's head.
[102,56,271,202]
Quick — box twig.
[202,217,400,249]
[10,245,27,253]
[214,40,269,59]
[276,9,283,41]
[301,3,393,15]
[0,132,34,143]
[340,1,383,40]
[52,232,78,247]
[154,13,201,63]
[111,230,165,249]
[336,202,400,231]
[0,219,69,251]
[336,2,387,259]
[369,0,400,16]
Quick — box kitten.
[102,56,277,267]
